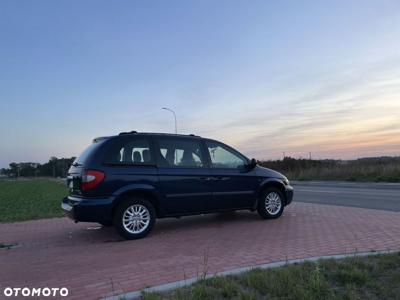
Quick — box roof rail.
[118,130,138,135]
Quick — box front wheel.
[113,198,156,240]
[257,187,285,219]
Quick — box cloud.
[197,58,400,159]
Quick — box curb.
[102,249,398,300]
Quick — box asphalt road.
[293,181,400,212]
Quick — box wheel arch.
[111,184,163,218]
[255,178,287,209]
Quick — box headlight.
[282,176,290,185]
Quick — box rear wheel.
[257,187,284,219]
[113,197,155,239]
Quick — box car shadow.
[155,210,261,232]
[66,211,263,244]
[100,211,263,243]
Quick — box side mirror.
[247,158,257,169]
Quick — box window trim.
[204,139,250,169]
[103,162,157,167]
[154,137,210,169]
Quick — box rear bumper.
[284,185,294,205]
[62,196,114,223]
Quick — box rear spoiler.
[92,136,111,143]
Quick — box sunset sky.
[1,0,400,168]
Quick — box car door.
[154,136,213,215]
[205,140,258,210]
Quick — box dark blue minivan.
[62,132,293,239]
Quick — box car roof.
[91,132,250,160]
[93,132,201,142]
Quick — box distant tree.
[18,163,36,177]
[0,168,11,176]
[9,163,18,178]
[38,157,75,177]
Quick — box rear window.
[73,140,105,166]
[104,138,153,165]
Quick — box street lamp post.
[162,107,177,134]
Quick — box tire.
[257,187,285,219]
[98,221,113,227]
[113,197,156,240]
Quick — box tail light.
[82,170,105,192]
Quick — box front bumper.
[284,185,294,205]
[62,196,114,223]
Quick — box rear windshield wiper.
[72,162,83,167]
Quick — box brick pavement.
[0,202,399,299]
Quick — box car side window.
[156,138,205,168]
[206,141,247,169]
[104,138,153,165]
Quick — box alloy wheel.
[265,192,282,215]
[122,204,150,234]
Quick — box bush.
[259,156,400,182]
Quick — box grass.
[0,178,68,222]
[141,253,400,300]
